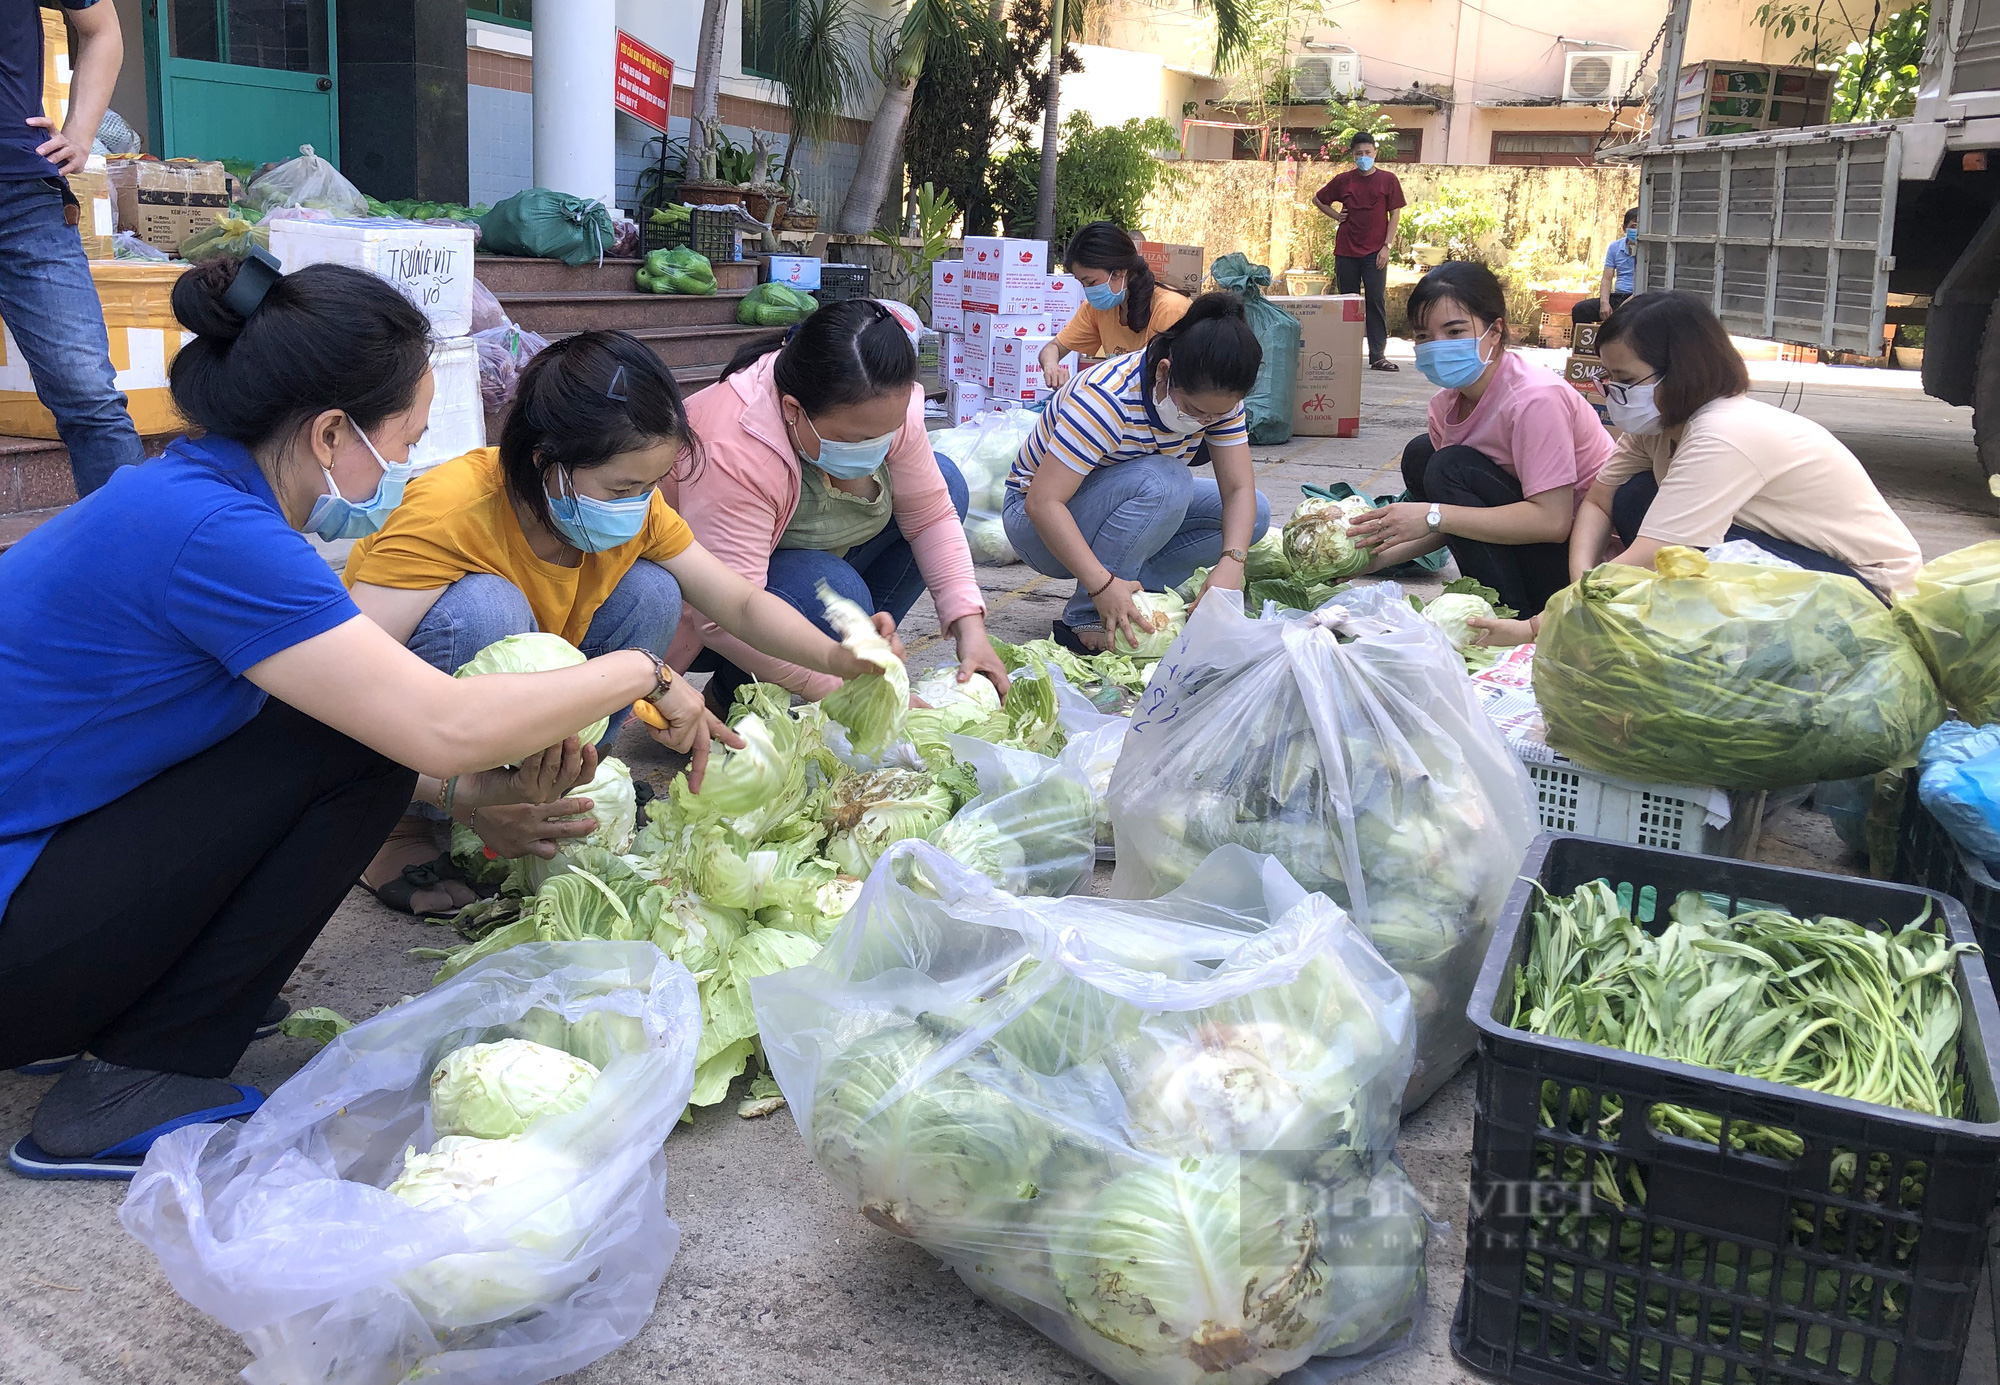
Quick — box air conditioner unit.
[1327,52,1362,97]
[1563,50,1643,103]
[1291,58,1333,102]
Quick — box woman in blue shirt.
[0,255,878,1179]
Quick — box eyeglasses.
[1171,388,1233,425]
[1598,373,1658,406]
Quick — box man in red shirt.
[1312,132,1406,371]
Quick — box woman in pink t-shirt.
[1350,262,1614,615]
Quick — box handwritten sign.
[615,30,673,132]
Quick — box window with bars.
[467,0,531,28]
[1490,131,1596,166]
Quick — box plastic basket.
[642,206,737,262]
[815,263,871,303]
[1452,832,2000,1385]
[1896,780,2000,954]
[1520,757,1766,858]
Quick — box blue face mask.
[1083,280,1126,311]
[1624,227,1638,247]
[545,471,653,553]
[1414,326,1496,390]
[306,423,413,542]
[1356,153,1376,172]
[796,412,897,480]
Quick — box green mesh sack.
[1893,540,2000,726]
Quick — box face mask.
[1603,381,1663,435]
[1356,153,1376,172]
[1624,228,1638,247]
[1413,327,1495,390]
[1153,386,1206,434]
[545,471,653,552]
[305,423,412,542]
[1083,281,1126,311]
[796,412,897,480]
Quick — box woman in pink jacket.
[667,300,1007,707]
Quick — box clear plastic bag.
[751,841,1427,1385]
[1053,673,1128,860]
[469,277,509,334]
[473,324,550,415]
[120,941,699,1385]
[1107,582,1536,1110]
[928,734,1096,896]
[963,511,1017,565]
[929,409,1038,513]
[243,144,368,219]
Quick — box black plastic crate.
[814,263,872,303]
[1897,778,2000,953]
[1453,832,2000,1385]
[641,206,737,262]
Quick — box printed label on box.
[931,260,964,332]
[1044,274,1084,317]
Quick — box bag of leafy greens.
[752,841,1428,1385]
[1107,580,1536,1109]
[1893,539,2000,727]
[1537,547,1944,790]
[926,734,1097,896]
[121,942,698,1385]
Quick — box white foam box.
[268,218,478,338]
[990,335,1050,402]
[940,332,969,382]
[407,337,486,471]
[949,380,985,425]
[931,259,965,333]
[767,255,821,290]
[964,310,1054,368]
[1045,273,1085,318]
[962,236,1049,315]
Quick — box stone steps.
[474,254,759,295]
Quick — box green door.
[149,0,339,167]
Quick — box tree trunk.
[836,75,918,233]
[1032,0,1065,242]
[689,0,729,179]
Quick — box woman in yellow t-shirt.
[343,329,880,913]
[1037,221,1188,390]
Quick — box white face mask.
[1603,381,1663,436]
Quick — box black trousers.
[1335,253,1389,362]
[1402,434,1574,617]
[0,698,414,1077]
[1568,292,1630,325]
[1610,472,1884,601]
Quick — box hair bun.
[171,258,250,343]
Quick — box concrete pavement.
[3,349,1996,1385]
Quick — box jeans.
[1610,471,1883,601]
[1002,454,1272,628]
[1335,252,1389,362]
[0,698,413,1075]
[1402,434,1573,618]
[0,178,145,496]
[407,561,684,745]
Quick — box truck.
[1632,0,2000,488]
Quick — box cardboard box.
[940,332,970,383]
[962,236,1048,315]
[1045,274,1084,319]
[0,260,191,439]
[1136,241,1204,294]
[963,311,1053,367]
[990,335,1050,402]
[41,6,69,129]
[767,255,822,291]
[1287,295,1364,437]
[931,259,964,332]
[1571,320,1601,356]
[949,380,985,425]
[108,158,231,254]
[69,156,115,259]
[1564,354,1607,390]
[270,218,479,337]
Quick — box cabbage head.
[1423,592,1496,650]
[818,581,911,756]
[821,767,954,876]
[1282,498,1369,583]
[965,515,1017,565]
[810,1023,1045,1237]
[454,632,608,747]
[429,1037,601,1140]
[558,756,636,854]
[1122,1021,1339,1158]
[1109,590,1188,659]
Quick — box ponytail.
[1063,221,1158,335]
[1141,292,1261,397]
[718,298,917,415]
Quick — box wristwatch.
[1425,503,1443,533]
[630,647,674,702]
[1220,547,1248,564]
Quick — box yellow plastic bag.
[1893,540,2000,727]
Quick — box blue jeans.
[1002,455,1272,628]
[1610,472,1885,602]
[406,561,684,745]
[0,179,145,496]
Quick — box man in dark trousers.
[0,0,142,497]
[1312,131,1406,372]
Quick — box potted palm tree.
[765,0,865,229]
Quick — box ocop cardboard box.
[990,336,1050,403]
[0,261,191,439]
[962,236,1047,315]
[931,260,964,332]
[1136,241,1204,293]
[108,157,231,253]
[1287,295,1364,437]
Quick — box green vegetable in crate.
[739,281,818,327]
[1535,547,1943,790]
[648,204,692,229]
[636,245,716,296]
[1893,540,2000,727]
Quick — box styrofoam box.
[767,255,822,290]
[931,260,964,333]
[962,236,1048,315]
[1045,274,1084,318]
[949,380,984,425]
[269,219,478,338]
[407,337,486,471]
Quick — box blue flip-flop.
[16,1002,292,1077]
[6,1084,264,1180]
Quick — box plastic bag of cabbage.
[930,409,1039,514]
[752,841,1428,1385]
[121,941,698,1385]
[1107,582,1536,1110]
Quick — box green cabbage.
[1422,592,1496,649]
[429,1038,601,1140]
[453,632,608,747]
[1281,498,1370,583]
[821,767,955,877]
[1109,590,1188,659]
[818,581,910,756]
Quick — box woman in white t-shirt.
[1576,291,1921,600]
[1351,262,1615,616]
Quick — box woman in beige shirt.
[1038,222,1188,389]
[1574,291,1921,599]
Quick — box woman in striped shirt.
[1002,293,1272,652]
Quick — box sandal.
[1051,620,1106,656]
[17,998,292,1078]
[1369,358,1400,372]
[361,853,469,918]
[7,1085,264,1180]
